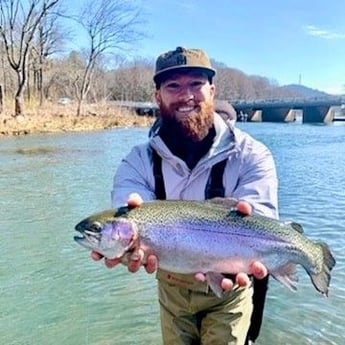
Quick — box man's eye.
[166,83,179,88]
[191,81,205,87]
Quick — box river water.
[0,122,344,345]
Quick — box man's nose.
[178,87,194,102]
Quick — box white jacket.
[111,113,278,219]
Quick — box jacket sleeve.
[111,145,156,208]
[231,139,279,219]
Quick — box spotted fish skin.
[74,199,336,296]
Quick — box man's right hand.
[90,193,158,274]
[91,248,158,273]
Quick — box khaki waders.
[157,269,254,345]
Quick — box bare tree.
[30,12,65,105]
[108,58,154,101]
[0,0,61,115]
[72,0,145,115]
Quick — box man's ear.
[154,91,161,106]
[210,84,216,99]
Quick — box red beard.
[159,101,214,142]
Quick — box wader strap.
[246,275,269,343]
[152,149,166,200]
[204,159,227,199]
[152,148,268,344]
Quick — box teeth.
[177,106,194,112]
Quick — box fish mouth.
[74,222,103,249]
[74,229,101,244]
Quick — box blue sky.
[70,0,345,95]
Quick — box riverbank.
[0,102,155,136]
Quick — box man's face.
[154,71,216,141]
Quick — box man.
[92,46,278,344]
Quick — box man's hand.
[194,200,268,291]
[91,193,158,274]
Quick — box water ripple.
[1,126,344,345]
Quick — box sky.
[70,0,345,95]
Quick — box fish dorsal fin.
[290,222,304,233]
[207,197,238,209]
[115,205,130,217]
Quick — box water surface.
[0,123,344,344]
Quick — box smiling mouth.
[176,104,199,114]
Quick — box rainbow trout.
[74,198,335,297]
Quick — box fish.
[74,198,336,297]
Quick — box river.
[0,122,344,345]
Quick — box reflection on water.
[0,125,344,345]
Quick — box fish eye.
[90,221,103,232]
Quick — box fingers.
[195,261,267,293]
[127,248,145,272]
[144,254,158,274]
[194,274,235,291]
[128,193,143,207]
[195,272,206,282]
[235,273,251,287]
[236,201,252,215]
[105,257,122,268]
[250,261,268,279]
[91,251,104,261]
[91,251,122,268]
[221,277,234,291]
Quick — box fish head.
[74,209,136,259]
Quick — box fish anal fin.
[270,263,298,292]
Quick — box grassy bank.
[0,102,155,136]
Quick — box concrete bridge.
[231,97,345,123]
[111,97,345,123]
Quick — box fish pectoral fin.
[270,263,298,292]
[205,272,227,298]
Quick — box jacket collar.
[150,112,239,172]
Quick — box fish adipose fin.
[270,263,299,292]
[290,222,304,233]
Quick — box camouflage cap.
[153,47,216,84]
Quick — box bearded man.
[92,47,278,345]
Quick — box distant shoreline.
[0,103,155,137]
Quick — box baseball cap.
[153,46,216,84]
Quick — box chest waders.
[152,149,268,344]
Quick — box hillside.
[278,84,332,98]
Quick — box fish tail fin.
[270,263,299,292]
[309,242,336,297]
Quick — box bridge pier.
[251,110,262,122]
[302,105,333,123]
[261,107,295,122]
